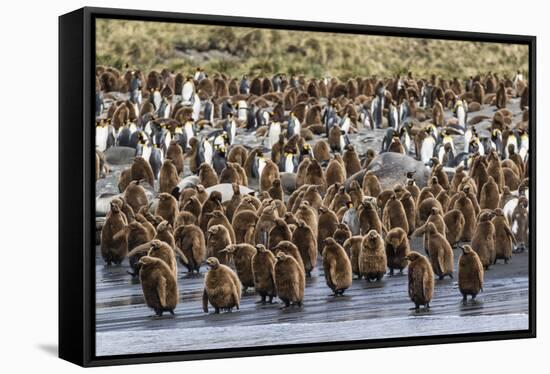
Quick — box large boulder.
[205,183,255,202]
[345,153,430,191]
[104,146,136,165]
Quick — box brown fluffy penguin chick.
[273,240,304,272]
[101,201,128,265]
[206,210,236,244]
[405,252,435,311]
[206,224,232,265]
[443,209,465,247]
[198,163,219,188]
[423,222,454,280]
[127,241,152,277]
[313,139,331,164]
[155,193,178,226]
[322,183,339,208]
[348,180,364,208]
[222,244,257,291]
[333,223,352,246]
[405,177,421,204]
[358,199,383,235]
[154,220,175,249]
[322,238,353,295]
[131,156,155,188]
[413,206,447,253]
[343,144,362,177]
[492,208,516,263]
[292,219,318,277]
[304,158,327,193]
[124,180,149,214]
[232,209,258,244]
[343,236,363,279]
[138,256,179,316]
[224,183,242,222]
[295,158,311,188]
[479,176,500,210]
[382,192,409,234]
[453,192,476,242]
[219,162,241,185]
[260,159,280,193]
[471,211,497,269]
[202,257,241,313]
[325,158,346,187]
[362,170,382,197]
[385,227,410,275]
[295,201,318,238]
[317,206,339,252]
[252,244,277,304]
[268,218,292,250]
[359,230,387,282]
[302,185,323,211]
[166,140,184,175]
[118,168,132,193]
[174,223,206,273]
[458,245,484,304]
[159,159,179,194]
[117,221,153,253]
[254,203,278,246]
[267,178,284,201]
[147,239,178,277]
[137,213,157,239]
[274,251,305,308]
[199,191,223,233]
[400,191,416,235]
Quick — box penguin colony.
[96,66,529,315]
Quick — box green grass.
[96,19,528,80]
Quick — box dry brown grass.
[96,19,528,80]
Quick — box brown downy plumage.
[322,238,353,295]
[174,223,205,273]
[385,227,410,275]
[206,224,232,265]
[222,244,257,291]
[382,192,409,234]
[159,159,179,194]
[202,257,241,313]
[147,239,178,277]
[101,201,128,265]
[155,193,178,226]
[268,218,292,251]
[139,255,179,316]
[443,209,465,247]
[252,244,277,304]
[292,219,317,277]
[422,223,454,280]
[471,211,496,270]
[124,180,149,214]
[458,245,484,304]
[359,230,387,281]
[453,191,476,242]
[405,252,435,311]
[274,252,305,308]
[492,208,516,263]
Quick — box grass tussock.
[96,19,528,80]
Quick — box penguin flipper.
[324,260,336,291]
[157,276,167,308]
[202,288,209,313]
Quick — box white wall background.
[0,0,546,371]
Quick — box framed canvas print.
[59,7,536,367]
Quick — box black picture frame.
[59,6,536,367]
